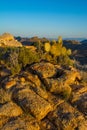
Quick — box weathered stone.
[22,71,41,87]
[48,102,86,130]
[19,72,48,99]
[70,84,87,94]
[63,69,81,85]
[0,116,9,129]
[47,93,64,109]
[0,33,22,47]
[30,62,58,78]
[40,118,57,130]
[0,102,23,117]
[43,78,72,98]
[70,84,87,116]
[72,93,87,116]
[1,116,40,130]
[77,120,87,130]
[0,33,14,41]
[13,88,52,120]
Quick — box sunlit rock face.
[0,33,14,41]
[0,33,22,47]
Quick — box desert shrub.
[10,64,21,75]
[18,47,40,67]
[2,47,21,75]
[58,55,73,66]
[42,53,53,62]
[34,40,44,52]
[0,47,40,75]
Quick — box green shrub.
[18,47,40,67]
[0,47,40,75]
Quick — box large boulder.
[13,88,52,120]
[1,116,40,130]
[43,78,71,95]
[47,102,87,130]
[0,33,22,47]
[30,62,58,78]
[0,33,14,41]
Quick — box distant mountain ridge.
[15,36,49,46]
[63,40,87,65]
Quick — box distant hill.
[63,40,87,65]
[15,36,49,46]
[63,38,87,42]
[81,39,87,44]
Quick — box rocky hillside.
[0,33,22,47]
[0,61,87,130]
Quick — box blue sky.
[0,0,87,38]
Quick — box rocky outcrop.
[0,33,22,47]
[0,61,87,129]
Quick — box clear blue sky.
[0,0,87,38]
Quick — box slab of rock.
[1,116,40,130]
[47,102,87,130]
[70,84,87,116]
[63,69,81,85]
[44,78,71,94]
[13,88,52,120]
[72,93,87,116]
[47,93,64,109]
[0,102,23,117]
[19,72,48,99]
[23,71,41,87]
[30,62,58,78]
